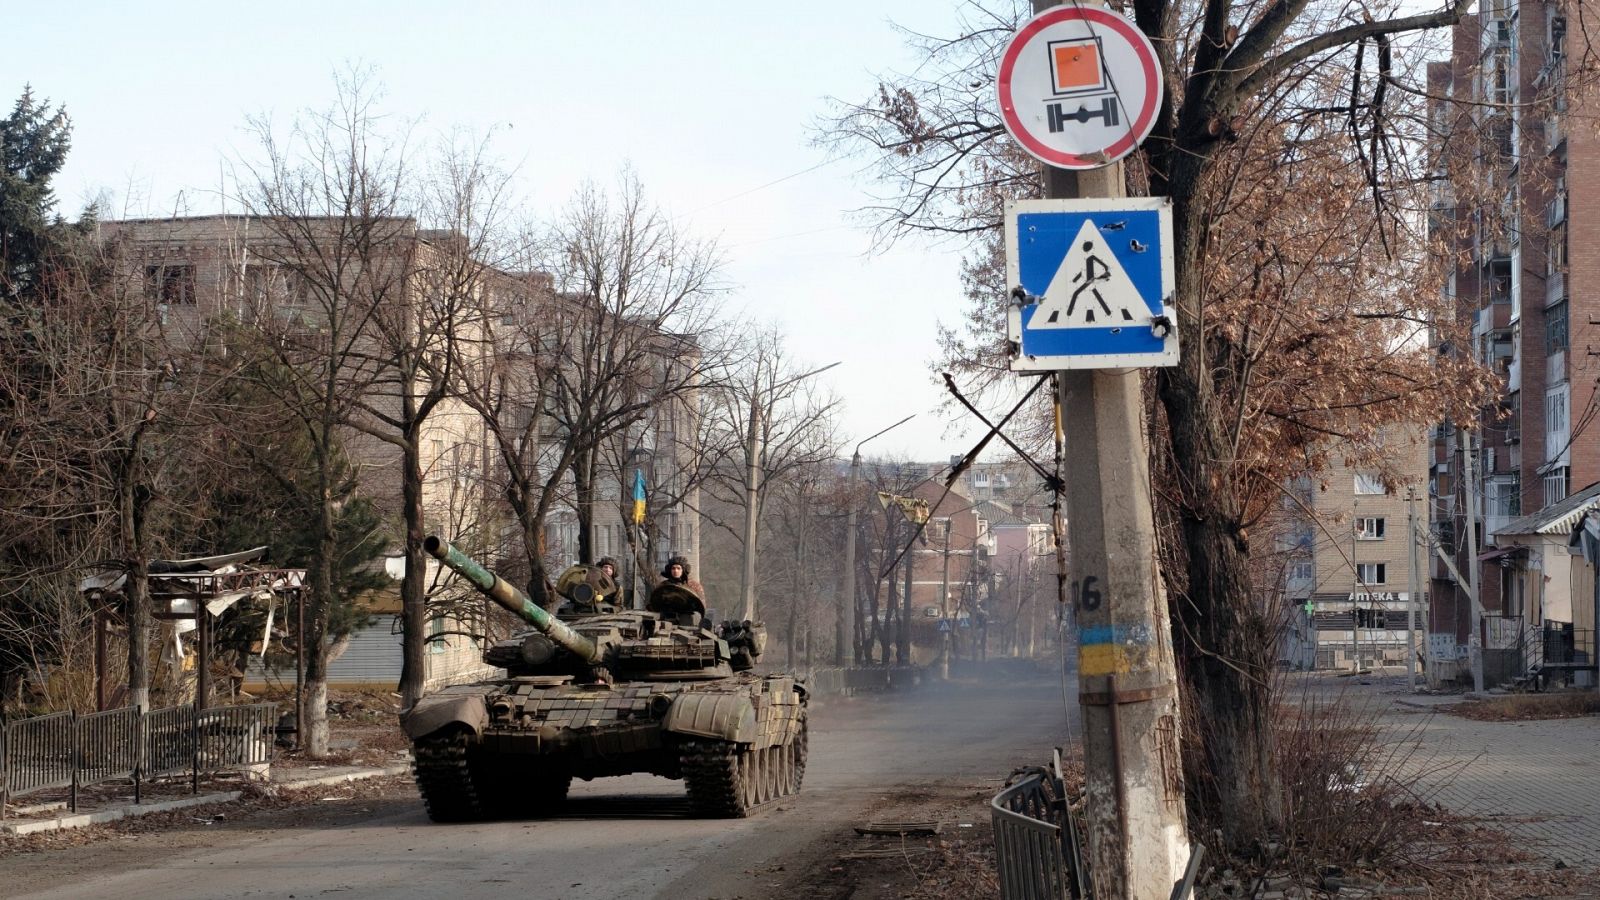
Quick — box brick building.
[1429,2,1599,684]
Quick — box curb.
[274,763,411,790]
[2,791,242,835]
[2,763,410,836]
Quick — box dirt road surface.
[1,668,1075,900]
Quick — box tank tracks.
[680,715,808,818]
[412,728,484,822]
[411,728,571,822]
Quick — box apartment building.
[1429,1,1600,684]
[101,214,701,685]
[1278,430,1431,671]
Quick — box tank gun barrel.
[423,536,601,664]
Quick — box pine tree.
[0,86,75,300]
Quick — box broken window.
[144,264,196,304]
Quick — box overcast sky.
[7,0,1012,463]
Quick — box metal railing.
[77,707,140,790]
[1,712,75,806]
[991,750,1202,900]
[1,702,276,815]
[992,751,1089,900]
[196,704,276,773]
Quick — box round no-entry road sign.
[996,5,1163,170]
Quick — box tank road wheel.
[755,746,774,800]
[741,748,761,808]
[776,742,794,798]
[764,746,783,801]
[680,740,754,818]
[411,727,486,823]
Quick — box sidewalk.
[1,761,411,836]
[1295,672,1600,868]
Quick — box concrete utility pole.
[740,390,763,622]
[900,518,915,665]
[1407,489,1420,691]
[1036,5,1192,894]
[940,521,954,680]
[837,415,915,666]
[1460,427,1485,692]
[1352,495,1363,670]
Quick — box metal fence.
[801,666,926,697]
[992,752,1089,900]
[1,702,276,815]
[1,711,75,805]
[991,751,1203,900]
[195,704,275,773]
[77,707,140,790]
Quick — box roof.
[1494,481,1600,537]
[976,499,1031,528]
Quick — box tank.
[399,536,808,822]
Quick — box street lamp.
[836,413,916,666]
[739,360,842,622]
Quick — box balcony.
[1546,269,1566,306]
[1548,349,1567,386]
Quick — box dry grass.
[1177,690,1600,897]
[1444,691,1600,722]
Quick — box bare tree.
[542,172,728,568]
[338,132,515,708]
[699,328,841,621]
[234,75,411,755]
[461,173,727,612]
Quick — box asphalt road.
[4,667,1076,900]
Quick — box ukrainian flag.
[631,469,647,524]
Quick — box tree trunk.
[124,560,151,711]
[574,449,595,564]
[303,441,339,759]
[512,494,556,612]
[119,469,151,712]
[1157,188,1283,848]
[304,678,329,758]
[398,435,427,709]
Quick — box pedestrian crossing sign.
[1004,197,1179,370]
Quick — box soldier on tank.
[649,555,706,625]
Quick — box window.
[1488,258,1512,303]
[1546,301,1569,354]
[1542,384,1568,454]
[1288,522,1314,550]
[143,264,196,305]
[1354,608,1389,629]
[926,518,951,543]
[1287,559,1314,589]
[1356,563,1387,585]
[1491,47,1511,103]
[1356,517,1386,540]
[1549,227,1567,271]
[1544,466,1570,507]
[428,614,445,654]
[1354,473,1387,495]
